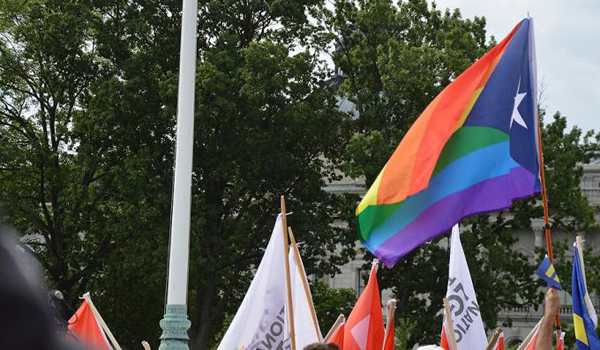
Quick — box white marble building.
[323,158,600,346]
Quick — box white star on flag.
[510,78,528,129]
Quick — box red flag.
[557,331,565,350]
[383,315,394,350]
[343,260,385,350]
[524,333,538,350]
[521,321,542,350]
[328,322,345,348]
[68,299,112,350]
[440,324,450,350]
[494,332,504,350]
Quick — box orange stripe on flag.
[376,21,522,205]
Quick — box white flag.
[446,224,487,350]
[217,216,289,350]
[286,242,322,349]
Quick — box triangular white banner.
[286,242,322,349]
[217,216,288,350]
[446,224,487,350]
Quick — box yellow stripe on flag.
[545,265,555,278]
[574,313,590,346]
[356,167,385,215]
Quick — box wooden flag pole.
[485,327,502,350]
[288,226,322,341]
[82,293,122,350]
[537,117,554,263]
[575,236,586,280]
[323,314,345,342]
[568,236,588,348]
[382,299,397,350]
[536,114,561,332]
[281,196,297,350]
[443,297,458,350]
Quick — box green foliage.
[315,0,489,183]
[316,0,599,347]
[395,317,417,350]
[1,0,598,349]
[540,112,599,233]
[0,0,179,345]
[0,0,357,349]
[311,279,356,332]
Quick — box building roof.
[324,183,365,194]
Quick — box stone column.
[533,225,544,248]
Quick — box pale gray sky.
[432,0,599,132]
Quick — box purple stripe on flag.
[374,166,538,267]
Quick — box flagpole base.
[159,304,191,350]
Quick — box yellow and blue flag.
[535,255,562,290]
[572,245,600,350]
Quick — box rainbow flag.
[356,18,541,267]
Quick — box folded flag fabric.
[217,216,288,350]
[516,318,543,350]
[557,331,565,350]
[343,260,385,350]
[356,17,540,267]
[572,243,600,350]
[219,215,323,350]
[68,297,112,350]
[383,300,396,350]
[383,318,395,350]
[535,255,562,290]
[286,236,323,348]
[440,225,487,350]
[440,319,451,350]
[327,318,345,348]
[494,332,504,350]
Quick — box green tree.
[317,0,599,346]
[0,0,108,299]
[539,112,599,234]
[541,113,599,350]
[311,280,356,332]
[1,0,358,349]
[186,2,357,345]
[315,0,489,184]
[0,0,178,345]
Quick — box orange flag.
[556,331,565,350]
[524,333,539,350]
[343,260,385,350]
[521,320,542,350]
[383,299,396,350]
[440,325,450,350]
[68,299,112,350]
[383,315,395,350]
[328,322,345,348]
[494,332,504,350]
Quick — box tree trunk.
[190,274,217,350]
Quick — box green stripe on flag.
[432,127,509,176]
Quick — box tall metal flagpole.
[159,0,198,348]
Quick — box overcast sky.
[431,0,599,133]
